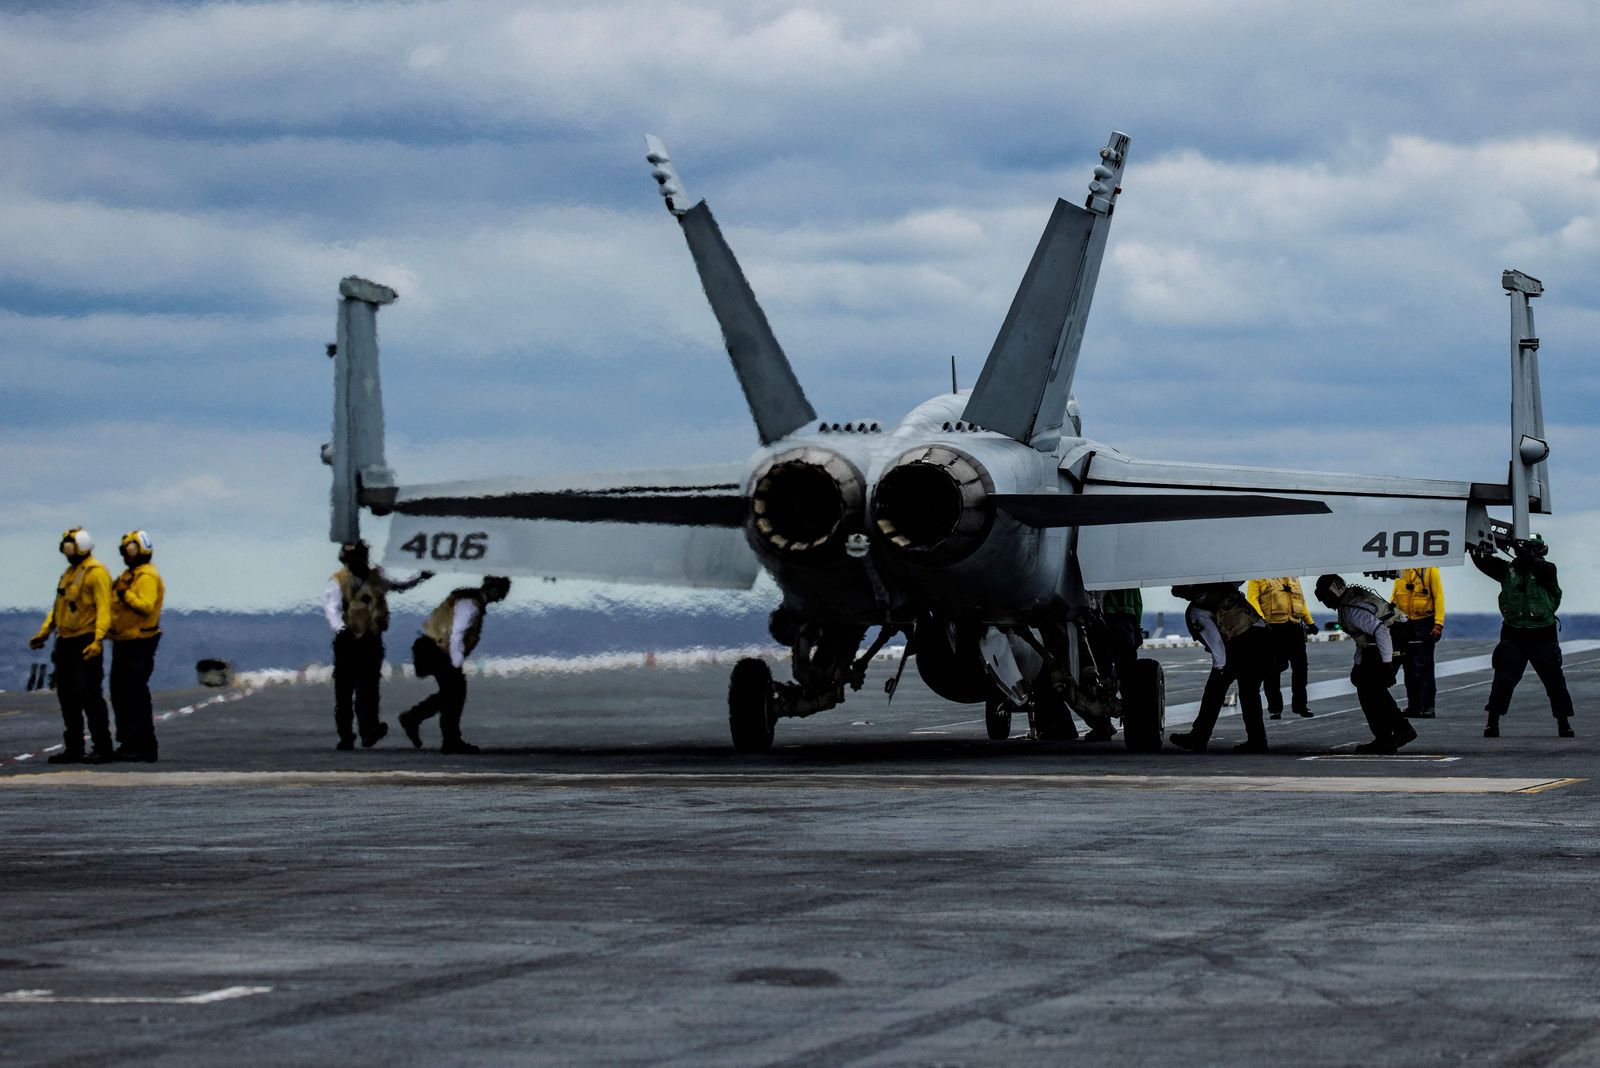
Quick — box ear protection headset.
[59,528,93,556]
[120,529,154,560]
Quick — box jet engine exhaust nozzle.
[749,448,865,562]
[872,446,994,564]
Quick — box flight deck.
[1,640,1596,1066]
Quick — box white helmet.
[59,528,93,556]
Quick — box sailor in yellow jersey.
[109,530,166,762]
[1245,577,1318,719]
[1390,567,1445,718]
[399,576,511,754]
[29,528,115,763]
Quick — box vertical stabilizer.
[328,276,398,543]
[962,132,1129,450]
[646,135,816,445]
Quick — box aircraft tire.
[728,658,776,753]
[984,698,1014,741]
[1123,658,1166,753]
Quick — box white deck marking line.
[0,985,272,1005]
[0,770,1580,794]
[2,690,256,767]
[1301,754,1461,762]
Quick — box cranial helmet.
[482,575,512,600]
[120,529,154,561]
[1313,574,1346,607]
[59,528,93,557]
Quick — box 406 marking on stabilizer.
[1361,529,1449,559]
[399,531,489,562]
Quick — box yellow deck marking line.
[0,770,1580,794]
[1514,778,1586,795]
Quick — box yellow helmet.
[120,529,154,560]
[59,527,93,556]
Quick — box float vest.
[1499,566,1560,629]
[1391,568,1443,624]
[422,589,487,659]
[110,562,164,641]
[1337,586,1407,649]
[1191,588,1262,642]
[333,569,390,638]
[1248,577,1311,625]
[46,556,113,640]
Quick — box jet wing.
[377,465,761,589]
[1073,450,1494,589]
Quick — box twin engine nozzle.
[748,445,994,565]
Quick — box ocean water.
[2,608,1596,695]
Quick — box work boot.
[1484,713,1500,738]
[1558,718,1575,738]
[1085,724,1117,742]
[1269,711,1282,720]
[398,712,424,749]
[1391,721,1419,751]
[46,750,83,764]
[1232,738,1269,754]
[1353,739,1397,755]
[360,722,389,749]
[81,750,115,765]
[1294,707,1314,718]
[1413,708,1436,719]
[1169,731,1206,754]
[440,739,481,755]
[335,736,356,751]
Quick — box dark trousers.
[332,631,386,742]
[1399,619,1438,711]
[1189,627,1271,744]
[1103,615,1143,697]
[1486,623,1574,720]
[1263,622,1309,715]
[53,635,112,755]
[1351,649,1406,743]
[110,635,161,755]
[406,638,468,744]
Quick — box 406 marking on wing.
[1361,529,1449,559]
[399,531,489,562]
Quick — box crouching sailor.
[1313,575,1418,754]
[1167,583,1273,754]
[400,576,511,755]
[109,530,165,762]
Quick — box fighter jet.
[325,131,1551,753]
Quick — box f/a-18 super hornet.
[325,130,1552,752]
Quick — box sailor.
[399,576,512,755]
[1312,575,1418,754]
[108,530,165,762]
[1470,535,1574,738]
[29,528,115,763]
[324,541,432,751]
[1167,583,1273,754]
[1099,587,1144,701]
[1390,566,1445,719]
[1245,576,1317,720]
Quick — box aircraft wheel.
[728,658,776,753]
[1032,689,1076,741]
[985,698,1014,741]
[1123,658,1166,753]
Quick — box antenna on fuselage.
[950,355,957,394]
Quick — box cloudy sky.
[3,0,1598,619]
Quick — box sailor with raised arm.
[325,541,432,751]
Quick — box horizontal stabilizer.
[395,490,744,527]
[994,492,1330,527]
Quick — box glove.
[1303,621,1319,636]
[29,635,48,650]
[1431,623,1443,640]
[82,641,103,660]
